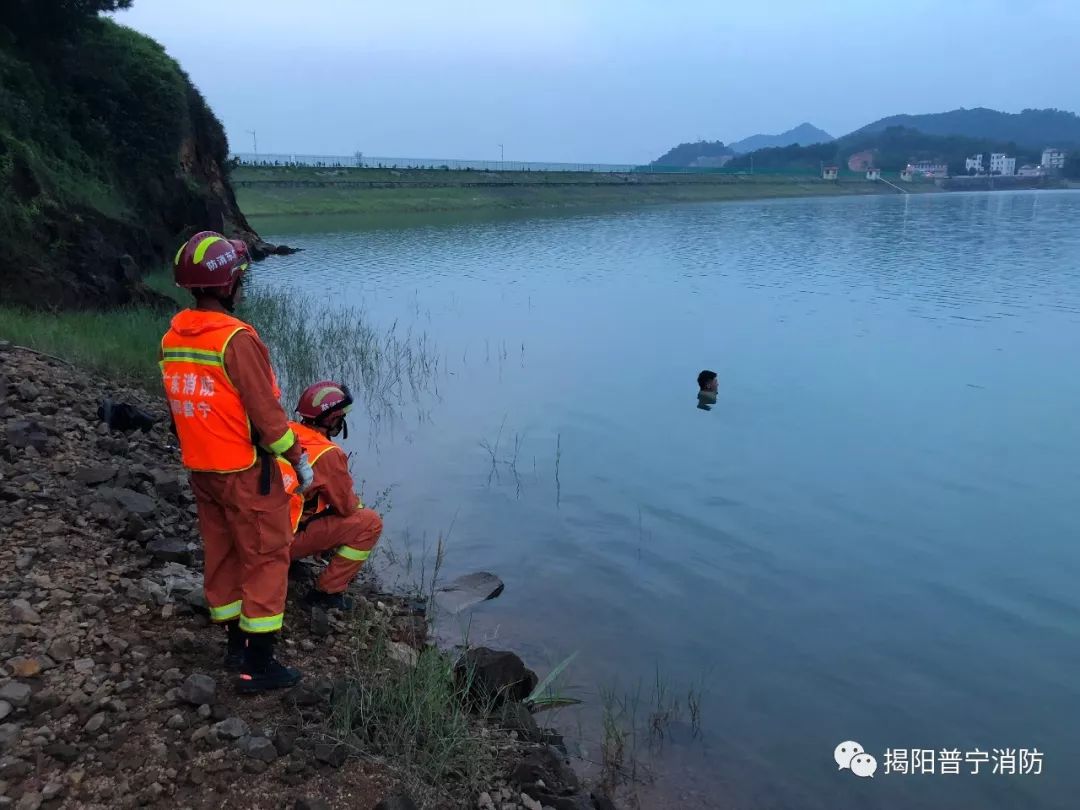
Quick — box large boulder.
[454,647,538,706]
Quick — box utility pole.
[246,130,258,155]
[498,143,504,170]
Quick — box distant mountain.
[651,140,734,168]
[848,107,1080,149]
[728,122,834,154]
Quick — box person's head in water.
[697,370,718,393]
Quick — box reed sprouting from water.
[241,286,440,425]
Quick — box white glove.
[294,451,315,494]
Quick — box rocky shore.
[0,343,612,810]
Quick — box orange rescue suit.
[161,308,300,633]
[279,421,383,594]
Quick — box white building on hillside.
[866,168,881,180]
[990,153,1016,176]
[1042,148,1066,171]
[910,161,948,177]
[965,154,984,173]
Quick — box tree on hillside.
[0,0,132,40]
[651,140,734,168]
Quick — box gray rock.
[74,466,116,486]
[6,421,47,452]
[165,713,188,730]
[46,638,75,661]
[104,635,129,653]
[10,599,40,624]
[212,717,249,740]
[273,725,298,755]
[435,571,504,614]
[146,538,192,565]
[0,724,19,751]
[151,470,182,502]
[0,703,9,722]
[83,713,106,733]
[183,589,208,611]
[15,790,42,810]
[313,742,347,767]
[0,683,30,709]
[197,704,212,720]
[310,607,330,637]
[294,800,330,810]
[178,674,216,706]
[41,782,64,801]
[16,382,40,401]
[0,756,31,779]
[103,487,157,517]
[72,658,95,675]
[239,735,278,763]
[282,686,322,708]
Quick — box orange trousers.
[290,508,383,594]
[190,462,292,633]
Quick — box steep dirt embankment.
[0,16,281,310]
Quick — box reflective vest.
[160,310,287,473]
[278,421,342,531]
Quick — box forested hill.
[847,107,1080,149]
[0,0,265,309]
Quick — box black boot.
[223,620,245,672]
[304,587,355,611]
[236,632,302,695]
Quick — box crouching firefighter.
[278,381,383,609]
[160,231,315,693]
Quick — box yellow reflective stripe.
[268,428,296,456]
[162,348,224,367]
[336,546,370,562]
[209,600,242,621]
[174,242,186,266]
[239,613,284,633]
[162,355,224,368]
[192,235,226,264]
[310,445,338,465]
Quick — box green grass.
[234,166,941,217]
[332,622,495,794]
[0,304,171,387]
[240,285,439,420]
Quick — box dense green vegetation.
[726,126,1037,175]
[650,140,733,168]
[0,2,240,309]
[850,107,1080,149]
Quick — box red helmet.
[296,381,354,424]
[173,231,250,290]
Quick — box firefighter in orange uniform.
[278,381,383,609]
[160,231,314,693]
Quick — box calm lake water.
[254,191,1080,810]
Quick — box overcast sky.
[116,0,1080,164]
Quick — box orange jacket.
[278,421,363,531]
[161,310,295,472]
